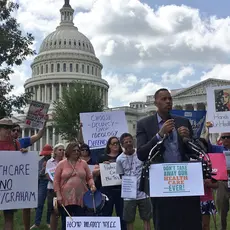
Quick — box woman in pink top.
[54,142,96,230]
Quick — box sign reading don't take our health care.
[80,111,128,149]
[0,151,38,210]
[149,162,204,197]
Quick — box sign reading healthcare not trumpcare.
[66,217,121,230]
[149,162,204,197]
[0,151,38,210]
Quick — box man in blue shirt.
[11,121,47,149]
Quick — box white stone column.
[33,87,35,100]
[52,127,56,146]
[22,128,25,137]
[46,126,49,144]
[44,84,47,103]
[193,103,197,111]
[47,85,50,102]
[28,129,31,137]
[182,104,186,110]
[38,85,41,101]
[59,83,62,98]
[52,84,56,101]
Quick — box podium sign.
[149,162,204,197]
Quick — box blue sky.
[145,0,230,17]
[11,0,230,107]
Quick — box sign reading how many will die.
[25,100,50,129]
[149,162,204,197]
[80,111,128,149]
[66,217,121,230]
[206,85,230,133]
[0,151,38,210]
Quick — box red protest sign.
[208,153,228,181]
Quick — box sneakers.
[30,225,39,229]
[30,224,50,229]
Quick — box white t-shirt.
[45,157,58,189]
[116,150,147,200]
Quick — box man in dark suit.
[136,88,202,230]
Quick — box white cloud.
[201,64,230,81]
[162,66,195,84]
[7,0,230,107]
[103,72,162,106]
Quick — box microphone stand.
[143,134,167,170]
[186,143,213,179]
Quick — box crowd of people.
[0,88,230,230]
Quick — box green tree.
[0,0,35,118]
[53,82,104,141]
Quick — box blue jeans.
[100,187,127,230]
[34,179,50,225]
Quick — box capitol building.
[14,1,230,150]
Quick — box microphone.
[182,137,202,152]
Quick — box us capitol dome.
[16,0,109,150]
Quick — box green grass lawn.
[0,204,229,230]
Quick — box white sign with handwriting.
[0,151,38,210]
[207,86,230,133]
[66,217,121,230]
[80,111,128,149]
[99,163,122,187]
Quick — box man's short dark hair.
[154,88,169,100]
[12,123,20,129]
[120,133,133,144]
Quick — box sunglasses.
[12,129,20,132]
[81,149,88,151]
[221,136,230,139]
[110,142,119,146]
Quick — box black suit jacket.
[136,113,193,162]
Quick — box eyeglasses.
[58,149,65,151]
[221,136,230,139]
[110,142,119,146]
[12,129,20,133]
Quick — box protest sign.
[223,151,230,170]
[47,167,55,181]
[66,217,121,230]
[171,110,206,138]
[206,86,230,133]
[99,163,122,187]
[0,151,38,210]
[149,162,204,197]
[25,100,50,129]
[80,111,128,149]
[208,153,228,180]
[121,176,137,199]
